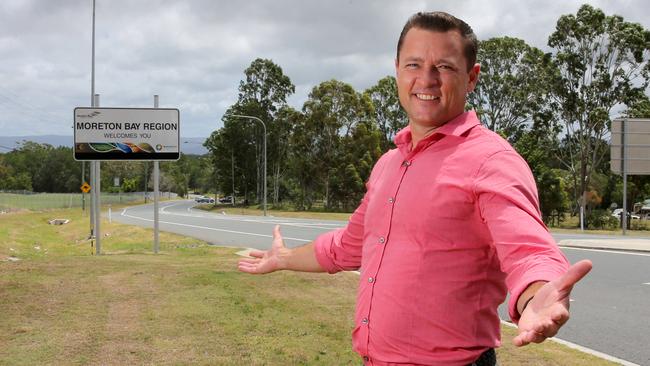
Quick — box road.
[114,200,649,365]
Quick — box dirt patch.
[92,271,157,365]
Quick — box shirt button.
[368,277,374,283]
[378,236,385,244]
[388,197,394,203]
[361,317,369,325]
[402,160,411,167]
[363,356,369,362]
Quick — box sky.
[1,0,649,139]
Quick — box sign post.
[611,118,650,235]
[74,105,180,253]
[153,95,160,254]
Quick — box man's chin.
[409,114,446,128]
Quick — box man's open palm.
[513,260,593,346]
[237,225,286,274]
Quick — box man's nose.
[418,67,440,86]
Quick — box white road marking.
[560,246,650,257]
[160,201,187,214]
[140,205,345,230]
[120,210,311,243]
[643,282,650,285]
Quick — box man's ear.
[467,63,481,93]
[395,58,399,77]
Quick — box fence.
[0,191,177,211]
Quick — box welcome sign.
[74,107,180,160]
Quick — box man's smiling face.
[395,27,479,129]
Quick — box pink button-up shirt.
[314,111,569,365]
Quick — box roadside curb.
[500,321,640,366]
[559,243,650,254]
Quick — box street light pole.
[230,114,267,216]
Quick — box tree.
[515,129,569,224]
[269,106,299,206]
[625,95,650,118]
[468,37,556,142]
[548,4,650,221]
[301,79,375,209]
[364,76,407,150]
[239,58,295,116]
[206,59,296,207]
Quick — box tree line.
[205,5,650,223]
[2,5,649,228]
[0,141,213,198]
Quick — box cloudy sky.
[1,0,648,139]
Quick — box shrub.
[586,209,619,230]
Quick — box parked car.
[196,196,215,204]
[219,196,234,204]
[611,209,640,220]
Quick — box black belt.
[467,348,496,366]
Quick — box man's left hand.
[513,259,593,347]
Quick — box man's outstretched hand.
[513,259,593,347]
[238,225,287,274]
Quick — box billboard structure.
[611,118,650,175]
[74,107,180,161]
[610,118,650,234]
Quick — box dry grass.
[0,207,621,365]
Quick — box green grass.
[0,207,621,365]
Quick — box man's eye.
[405,63,418,68]
[438,65,453,70]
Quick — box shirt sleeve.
[313,152,391,274]
[473,149,570,322]
[313,192,368,273]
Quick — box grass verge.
[0,207,619,365]
[200,205,650,237]
[200,205,353,221]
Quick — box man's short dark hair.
[396,12,478,71]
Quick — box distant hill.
[0,135,208,155]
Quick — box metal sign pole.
[622,119,627,235]
[153,95,160,254]
[88,0,96,249]
[94,94,102,254]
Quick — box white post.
[89,160,95,238]
[579,203,584,231]
[153,95,160,253]
[108,204,112,223]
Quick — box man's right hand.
[238,225,287,274]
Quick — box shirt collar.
[394,111,481,155]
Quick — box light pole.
[230,114,267,216]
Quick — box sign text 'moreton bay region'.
[75,122,178,130]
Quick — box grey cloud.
[0,0,648,137]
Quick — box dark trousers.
[467,348,496,366]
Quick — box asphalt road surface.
[114,200,650,365]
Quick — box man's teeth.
[416,94,439,100]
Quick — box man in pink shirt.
[239,11,592,366]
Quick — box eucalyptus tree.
[300,79,377,209]
[364,76,407,150]
[468,37,556,142]
[206,59,295,205]
[548,4,650,218]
